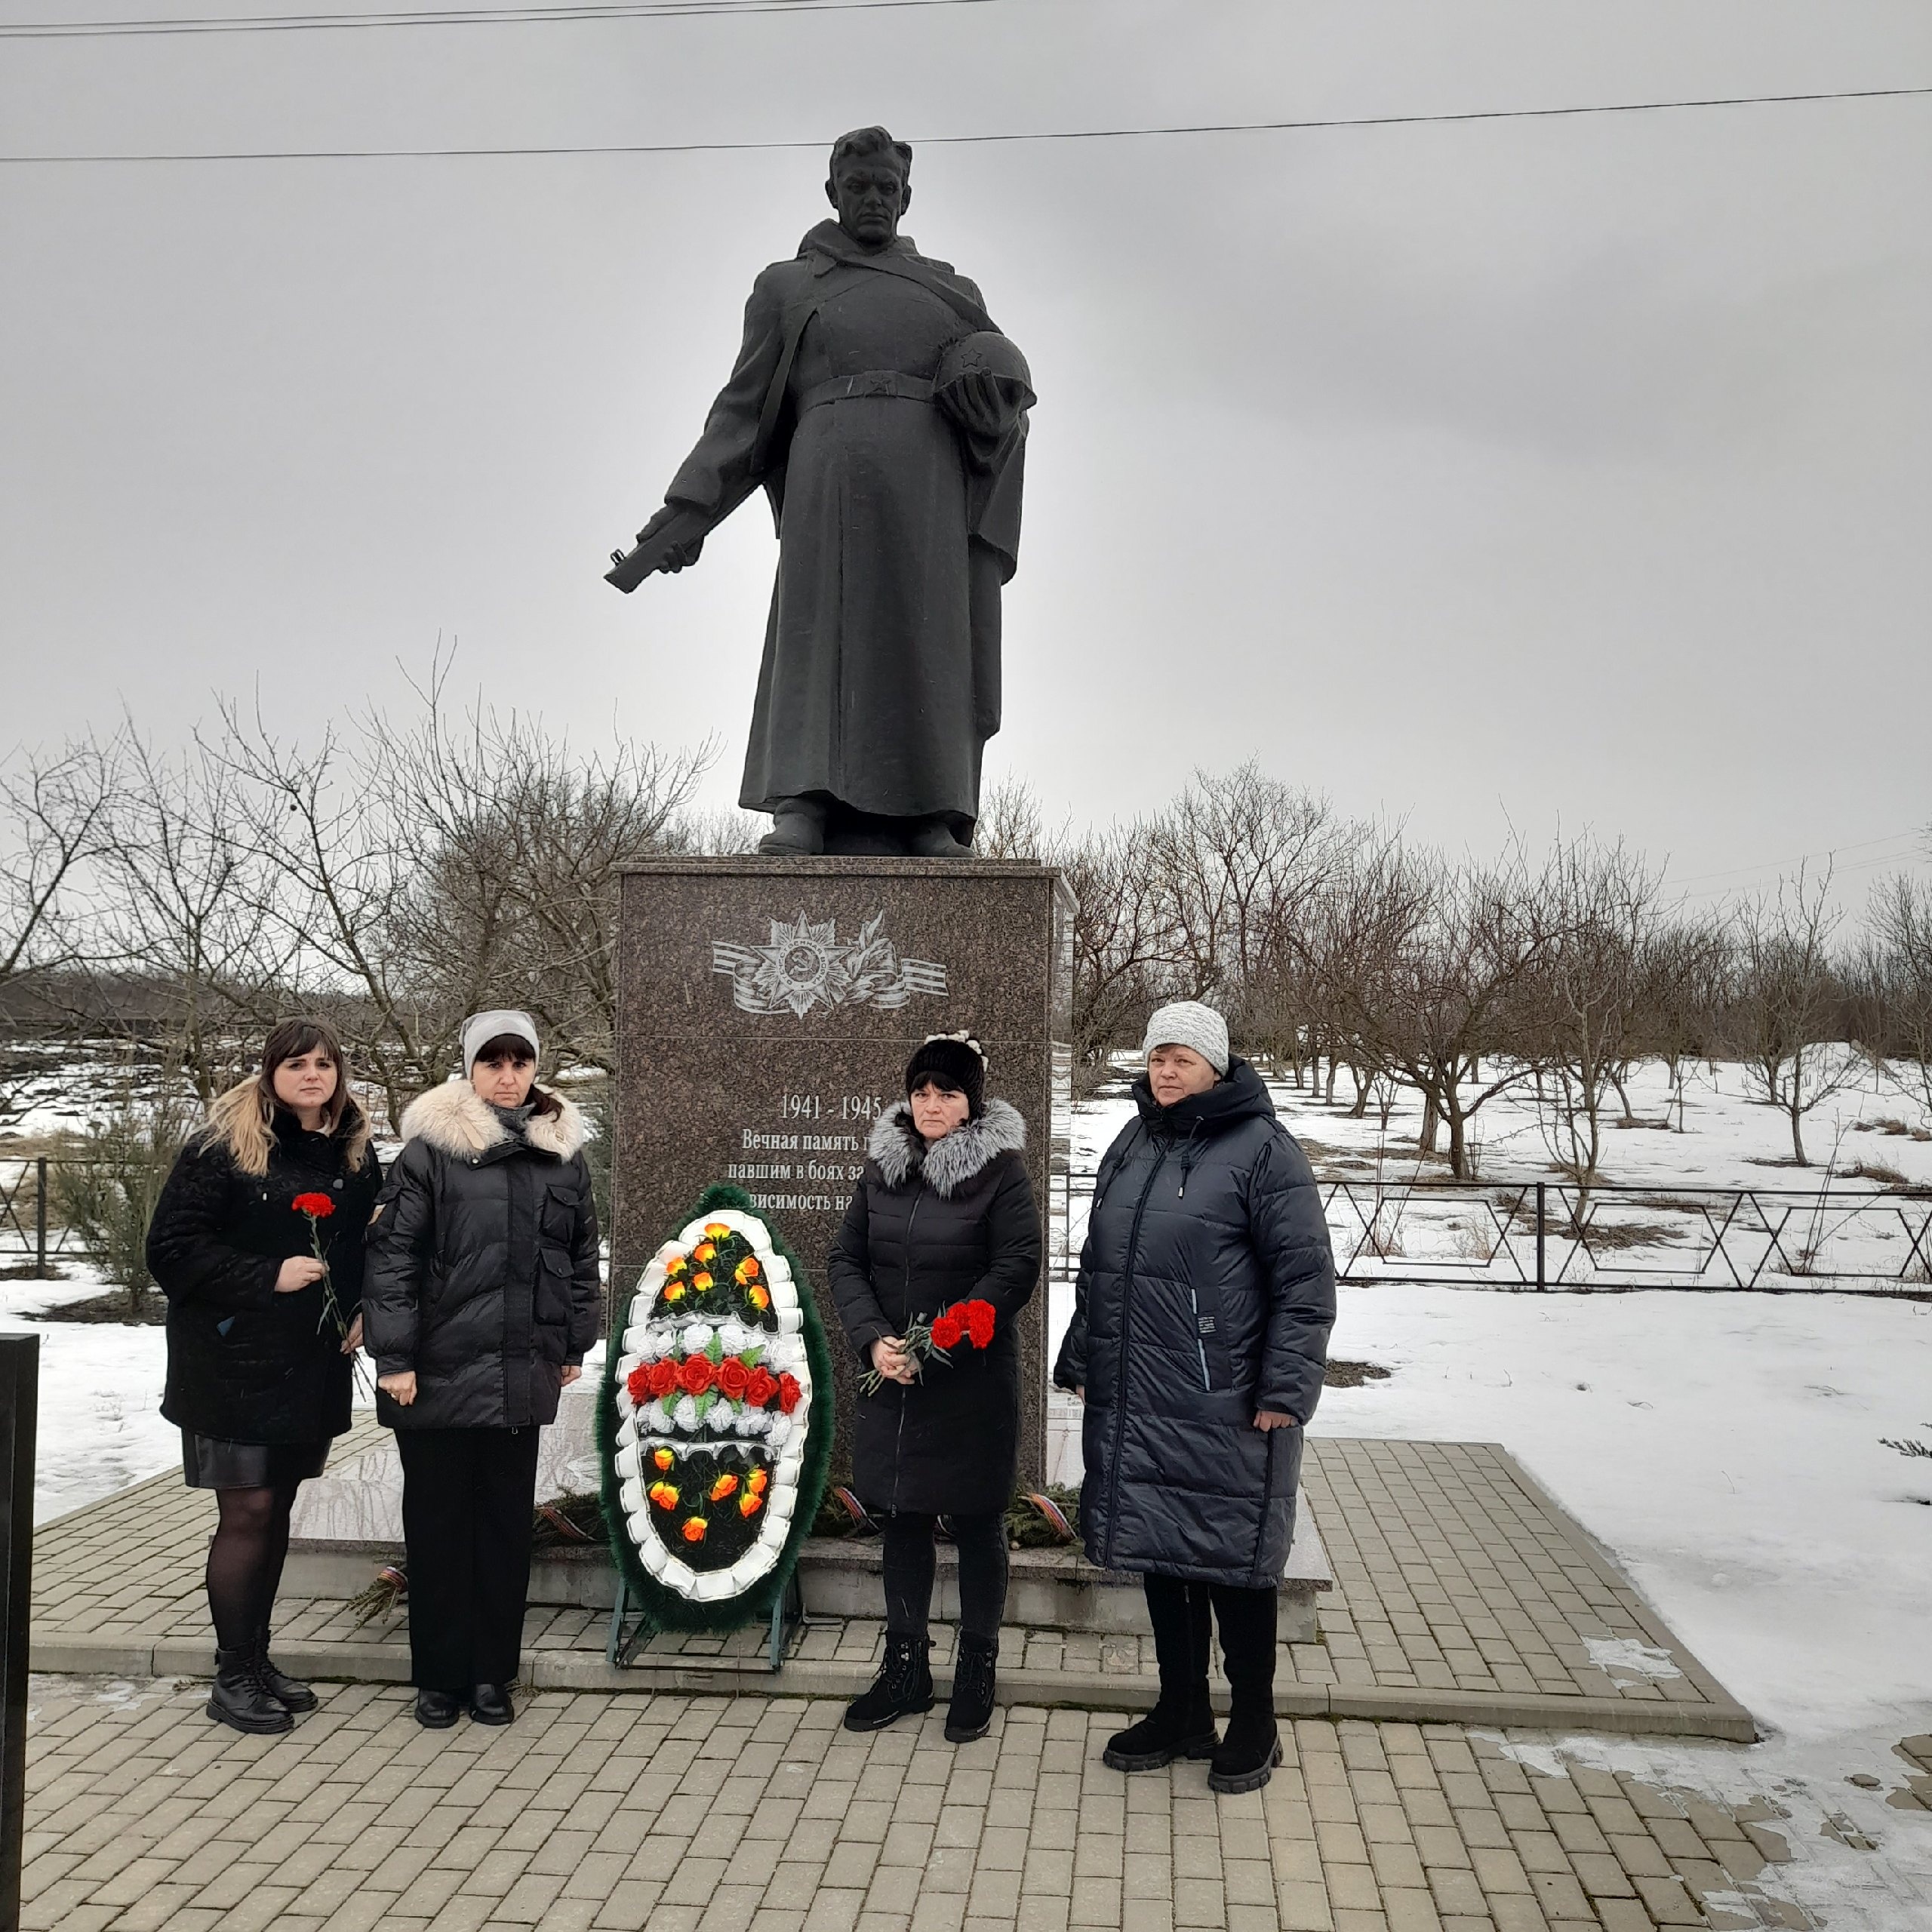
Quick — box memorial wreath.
[598,1183,832,1634]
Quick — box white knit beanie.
[461,1009,540,1077]
[1140,1000,1229,1076]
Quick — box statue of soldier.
[609,126,1034,858]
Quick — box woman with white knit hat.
[1055,1000,1334,1792]
[363,1011,601,1729]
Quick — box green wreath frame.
[597,1182,835,1638]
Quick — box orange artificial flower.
[746,1283,771,1311]
[703,1222,731,1239]
[648,1482,678,1511]
[694,1241,716,1263]
[709,1472,739,1502]
[746,1469,769,1496]
[739,1492,764,1518]
[652,1447,675,1472]
[691,1272,714,1293]
[681,1516,707,1543]
[734,1257,761,1283]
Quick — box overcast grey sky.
[3,0,1928,903]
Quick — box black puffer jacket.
[362,1080,601,1432]
[149,1112,381,1443]
[1054,1060,1334,1588]
[829,1099,1041,1516]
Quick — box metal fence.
[8,1154,1932,1295]
[0,1161,87,1278]
[1324,1176,1932,1292]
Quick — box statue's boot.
[905,814,972,860]
[758,798,827,856]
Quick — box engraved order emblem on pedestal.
[711,910,948,1017]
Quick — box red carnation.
[746,1366,778,1409]
[964,1300,995,1349]
[929,1311,965,1352]
[677,1353,714,1397]
[626,1364,652,1406]
[291,1192,335,1219]
[777,1372,802,1415]
[716,1356,750,1401]
[646,1358,678,1400]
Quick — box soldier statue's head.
[826,126,913,250]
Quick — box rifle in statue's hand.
[605,503,712,592]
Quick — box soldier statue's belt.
[798,371,937,412]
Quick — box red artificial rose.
[929,1311,965,1351]
[716,1356,750,1401]
[291,1192,335,1219]
[646,1358,678,1400]
[964,1300,995,1349]
[626,1364,653,1406]
[746,1366,778,1409]
[677,1353,714,1398]
[777,1372,802,1415]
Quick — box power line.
[0,0,990,39]
[4,82,1930,165]
[1670,827,1930,888]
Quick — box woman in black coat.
[362,1010,601,1730]
[829,1032,1041,1743]
[147,1017,381,1736]
[1055,1001,1334,1794]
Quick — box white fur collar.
[866,1097,1025,1197]
[399,1078,589,1161]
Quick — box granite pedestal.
[611,857,1075,1486]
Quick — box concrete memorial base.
[611,857,1075,1487]
[281,1392,1332,1640]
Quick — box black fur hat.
[904,1032,987,1119]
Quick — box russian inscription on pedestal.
[614,858,1072,1483]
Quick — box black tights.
[882,1512,1008,1644]
[206,1481,301,1653]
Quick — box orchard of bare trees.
[4,694,1929,1180]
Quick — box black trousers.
[396,1426,540,1693]
[882,1512,1008,1644]
[1143,1574,1278,1708]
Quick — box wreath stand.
[606,1566,805,1673]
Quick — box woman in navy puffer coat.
[1055,1001,1333,1792]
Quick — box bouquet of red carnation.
[860,1297,997,1394]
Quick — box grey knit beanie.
[461,1008,540,1077]
[1140,1000,1229,1077]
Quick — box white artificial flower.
[681,1321,714,1355]
[673,1394,700,1432]
[718,1318,751,1356]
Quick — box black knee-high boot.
[1103,1575,1217,1771]
[1208,1584,1281,1792]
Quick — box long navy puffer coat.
[1054,1060,1334,1589]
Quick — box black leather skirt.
[180,1430,331,1491]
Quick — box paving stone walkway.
[20,1675,1837,1932]
[29,1434,1750,1741]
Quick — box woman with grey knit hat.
[363,1011,601,1729]
[1054,1000,1334,1792]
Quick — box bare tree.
[1727,867,1855,1165]
[1521,837,1662,1198]
[1308,835,1555,1177]
[1858,873,1932,1124]
[974,776,1051,862]
[0,734,119,998]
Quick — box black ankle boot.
[945,1635,998,1743]
[1103,1687,1217,1771]
[758,797,827,856]
[254,1630,317,1713]
[1208,1701,1281,1793]
[844,1633,935,1732]
[208,1647,293,1735]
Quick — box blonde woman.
[148,1018,381,1734]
